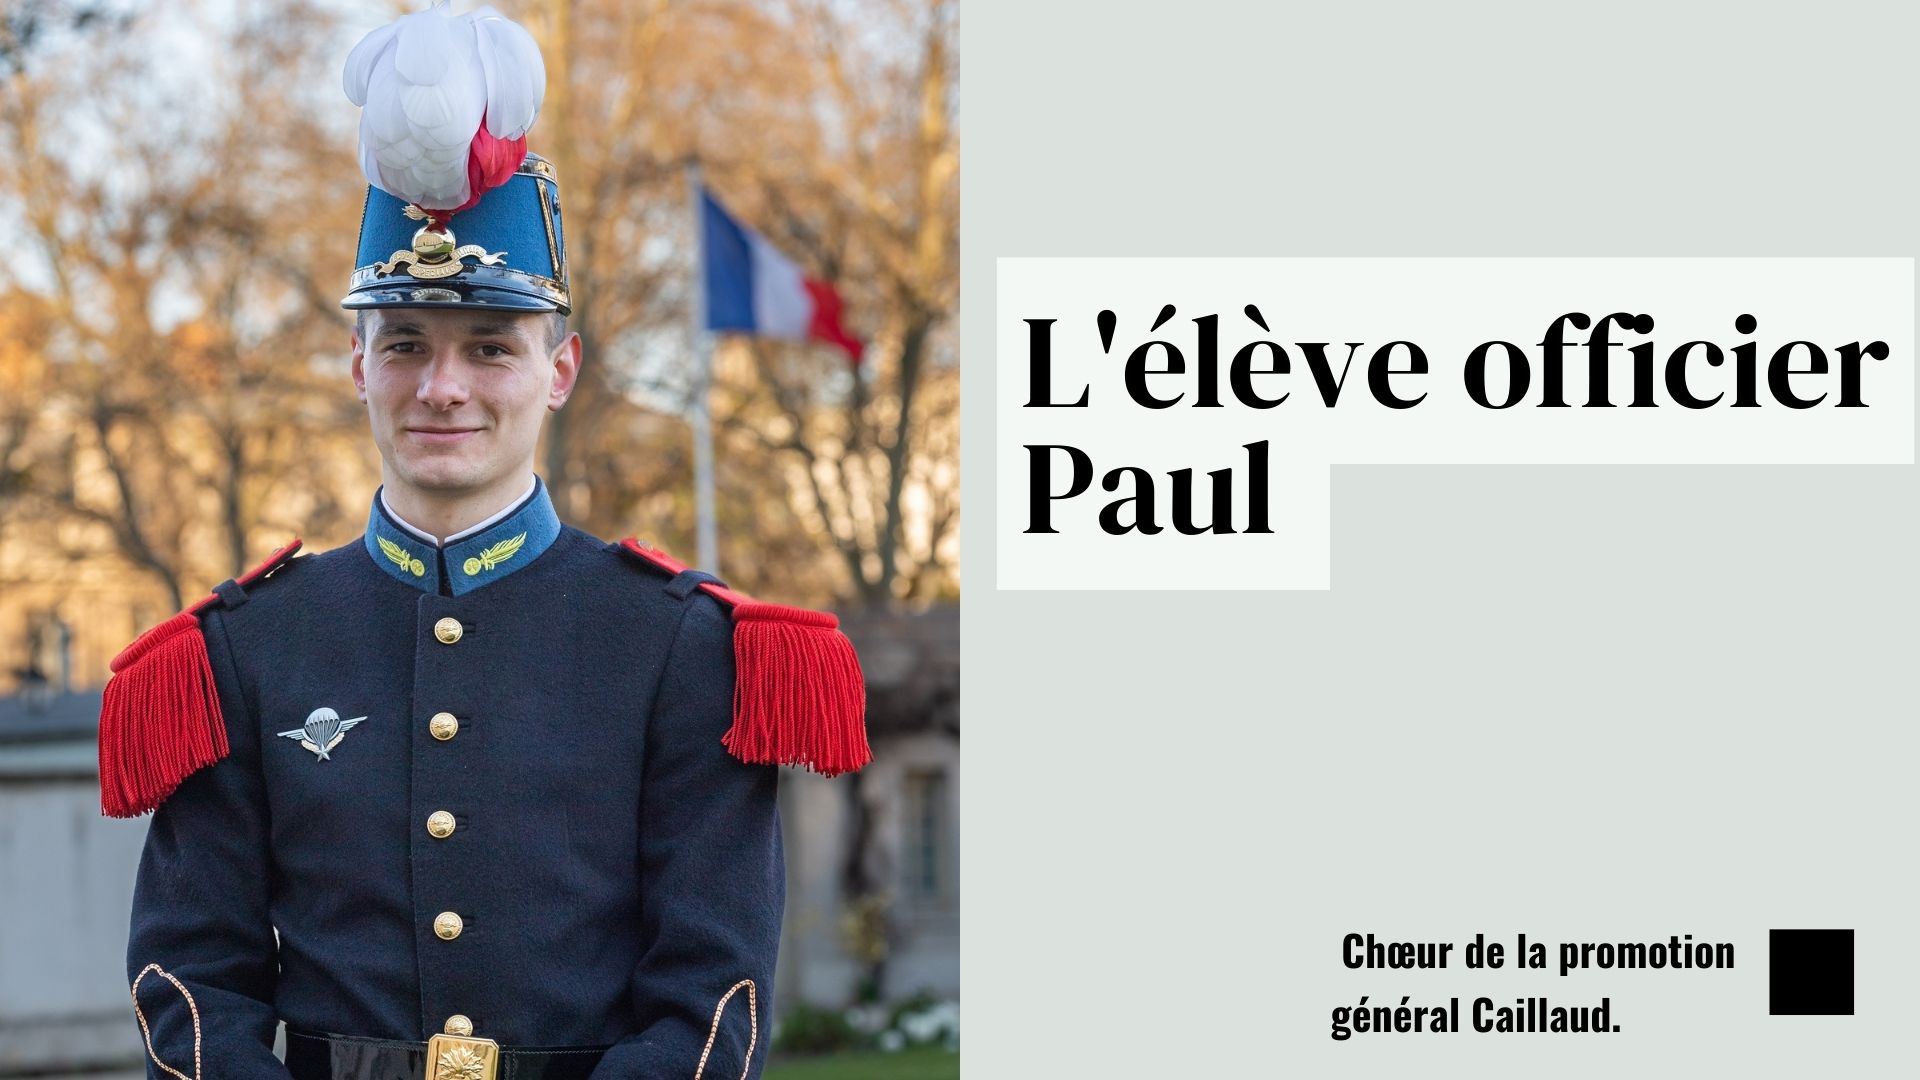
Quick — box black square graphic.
[1770,928,1854,1015]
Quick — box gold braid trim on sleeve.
[693,978,758,1080]
[131,963,203,1080]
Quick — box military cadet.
[99,6,868,1079]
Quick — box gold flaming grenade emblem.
[375,206,507,280]
[425,1013,499,1080]
[434,1045,488,1080]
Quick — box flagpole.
[686,160,719,574]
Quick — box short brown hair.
[355,308,568,350]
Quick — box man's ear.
[548,331,583,411]
[350,321,369,403]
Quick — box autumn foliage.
[0,0,957,691]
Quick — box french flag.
[699,186,864,363]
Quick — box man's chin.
[391,461,492,494]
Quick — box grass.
[765,1045,959,1080]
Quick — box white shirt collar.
[381,476,538,546]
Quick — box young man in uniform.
[101,8,868,1079]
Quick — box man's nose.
[416,352,471,409]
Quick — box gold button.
[444,1014,474,1037]
[426,811,456,838]
[433,617,463,644]
[433,911,463,940]
[429,712,459,740]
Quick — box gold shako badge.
[373,206,509,280]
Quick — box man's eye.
[476,344,510,358]
[385,341,421,353]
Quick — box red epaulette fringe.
[98,540,302,818]
[621,538,871,776]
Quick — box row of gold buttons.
[430,621,464,945]
[428,623,477,1033]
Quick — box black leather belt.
[285,1029,609,1080]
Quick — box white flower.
[844,1003,890,1034]
[900,1011,941,1042]
[899,1000,960,1043]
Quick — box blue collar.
[363,478,562,596]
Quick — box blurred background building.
[0,0,956,1072]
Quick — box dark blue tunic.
[126,481,781,1078]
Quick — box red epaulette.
[98,539,303,818]
[620,538,870,777]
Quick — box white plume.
[343,2,546,211]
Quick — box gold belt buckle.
[426,1015,499,1080]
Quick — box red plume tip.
[452,117,528,216]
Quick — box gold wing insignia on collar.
[463,532,527,577]
[378,534,426,577]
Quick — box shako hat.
[339,2,568,315]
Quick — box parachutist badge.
[277,707,367,761]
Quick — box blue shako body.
[125,479,780,1078]
[344,153,570,315]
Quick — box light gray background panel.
[963,2,1916,1075]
